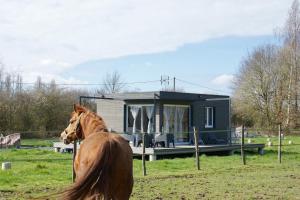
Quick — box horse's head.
[60,104,87,144]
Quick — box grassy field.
[20,138,60,147]
[0,136,299,200]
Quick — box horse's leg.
[112,141,133,200]
[113,188,131,200]
[112,168,133,200]
[86,194,103,200]
[74,150,80,179]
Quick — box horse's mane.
[74,110,108,134]
[88,111,108,131]
[87,111,106,124]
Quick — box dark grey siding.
[192,99,230,144]
[96,99,125,133]
[104,91,229,101]
[159,91,228,101]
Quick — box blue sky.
[0,0,293,95]
[65,35,278,94]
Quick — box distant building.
[96,91,231,145]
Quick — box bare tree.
[0,62,4,92]
[97,71,125,95]
[233,45,280,129]
[281,0,300,127]
[35,76,44,91]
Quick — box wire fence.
[0,127,299,146]
[0,126,299,179]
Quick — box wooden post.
[72,140,77,182]
[278,124,282,164]
[193,127,200,170]
[142,133,147,176]
[241,125,246,165]
[173,77,176,91]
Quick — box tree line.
[0,66,125,137]
[232,0,300,133]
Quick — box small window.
[205,107,214,128]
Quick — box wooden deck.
[53,142,265,161]
[131,144,265,161]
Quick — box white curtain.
[174,107,178,133]
[177,107,185,134]
[145,106,154,133]
[130,106,140,133]
[163,106,172,133]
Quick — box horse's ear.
[73,104,87,114]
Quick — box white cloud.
[0,0,294,82]
[211,74,235,86]
[21,71,88,86]
[40,59,71,68]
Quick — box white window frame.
[205,107,214,128]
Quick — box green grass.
[0,137,299,199]
[20,138,60,147]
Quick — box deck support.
[241,125,246,165]
[149,154,157,161]
[54,142,266,161]
[258,147,264,155]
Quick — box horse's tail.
[61,138,115,200]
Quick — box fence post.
[142,133,147,176]
[241,125,246,165]
[278,124,282,164]
[193,127,200,170]
[72,140,77,182]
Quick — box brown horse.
[60,104,133,200]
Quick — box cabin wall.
[192,99,230,144]
[96,99,125,133]
[95,95,230,144]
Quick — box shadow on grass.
[134,151,236,161]
[234,148,300,157]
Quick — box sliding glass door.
[163,105,190,143]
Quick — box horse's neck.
[81,116,108,138]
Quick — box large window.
[163,105,190,143]
[205,107,214,128]
[127,105,155,134]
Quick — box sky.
[0,0,294,95]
